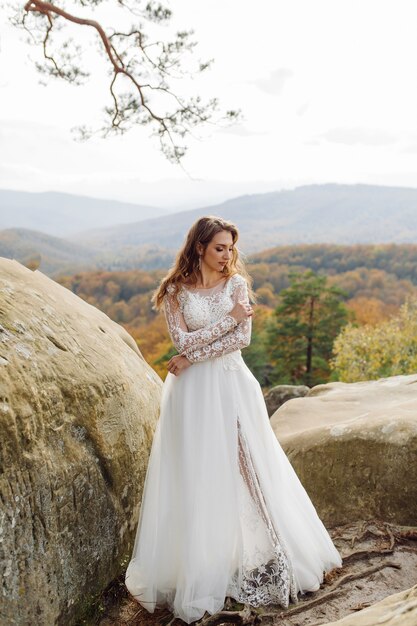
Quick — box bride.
[125,215,342,624]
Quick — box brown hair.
[152,215,255,310]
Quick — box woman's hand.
[229,300,254,324]
[167,354,192,376]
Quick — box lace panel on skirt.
[227,418,299,608]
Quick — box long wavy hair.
[152,215,255,310]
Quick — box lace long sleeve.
[183,277,252,363]
[163,284,238,354]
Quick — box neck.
[198,267,225,288]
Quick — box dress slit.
[229,416,298,607]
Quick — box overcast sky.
[1,0,417,209]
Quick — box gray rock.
[0,259,162,626]
[264,384,309,416]
[271,374,417,527]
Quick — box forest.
[57,243,417,385]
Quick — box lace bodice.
[163,273,252,364]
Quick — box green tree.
[267,270,350,386]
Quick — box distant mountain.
[0,189,167,236]
[0,228,97,275]
[3,183,417,276]
[71,183,417,254]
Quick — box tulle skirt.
[125,351,342,623]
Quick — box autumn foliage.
[57,244,417,385]
[331,297,417,382]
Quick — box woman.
[125,216,342,624]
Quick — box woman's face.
[200,230,234,274]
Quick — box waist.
[219,350,243,370]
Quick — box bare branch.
[13,0,240,164]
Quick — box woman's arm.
[182,276,252,363]
[182,319,251,363]
[163,284,238,353]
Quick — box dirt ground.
[89,519,417,626]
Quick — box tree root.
[258,590,347,621]
[393,527,417,541]
[342,547,395,563]
[349,521,396,550]
[197,604,260,625]
[125,608,142,625]
[258,560,401,620]
[326,560,401,590]
[334,520,417,565]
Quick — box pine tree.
[267,270,349,386]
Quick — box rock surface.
[322,583,417,626]
[271,375,417,527]
[264,384,309,416]
[0,258,162,626]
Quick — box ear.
[196,242,203,256]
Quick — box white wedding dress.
[125,273,342,624]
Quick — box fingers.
[242,302,254,316]
[167,355,181,376]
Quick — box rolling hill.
[2,182,417,276]
[0,228,97,275]
[70,182,417,254]
[0,189,167,236]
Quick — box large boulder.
[263,384,309,416]
[0,259,162,625]
[271,375,417,527]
